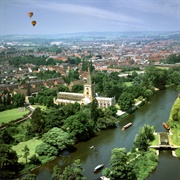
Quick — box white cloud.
[33,2,142,24]
[117,0,179,18]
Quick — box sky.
[0,0,180,35]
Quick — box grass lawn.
[156,66,169,70]
[0,108,30,125]
[169,123,180,146]
[12,137,43,163]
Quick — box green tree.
[29,96,35,105]
[42,127,74,152]
[35,142,58,156]
[134,125,155,151]
[172,108,180,121]
[43,108,65,132]
[97,116,117,129]
[0,129,15,144]
[0,144,21,179]
[61,103,80,118]
[12,93,25,107]
[109,148,136,180]
[72,84,83,93]
[145,66,167,90]
[52,159,86,180]
[92,71,106,93]
[166,54,180,64]
[30,107,45,136]
[63,110,94,142]
[118,92,135,111]
[22,145,30,164]
[45,96,54,107]
[29,154,41,165]
[177,85,180,91]
[58,85,70,92]
[6,92,11,105]
[90,98,99,123]
[143,89,153,100]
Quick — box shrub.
[35,142,58,156]
[29,154,41,165]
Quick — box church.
[54,66,115,108]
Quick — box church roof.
[57,92,83,101]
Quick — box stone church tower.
[83,65,95,102]
[55,61,115,108]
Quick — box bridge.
[150,145,179,150]
[150,132,180,150]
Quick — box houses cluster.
[0,35,179,97]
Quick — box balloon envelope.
[28,12,33,18]
[31,21,36,26]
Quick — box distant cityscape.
[0,31,180,90]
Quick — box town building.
[55,65,115,108]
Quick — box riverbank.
[167,96,180,157]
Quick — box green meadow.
[0,108,30,125]
[12,138,43,163]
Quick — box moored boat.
[94,164,104,173]
[122,122,132,130]
[100,176,110,180]
[162,122,170,130]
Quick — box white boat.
[90,146,94,149]
[100,176,110,180]
[94,164,104,173]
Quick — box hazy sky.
[1,0,180,35]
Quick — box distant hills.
[1,31,179,41]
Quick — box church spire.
[83,60,95,102]
[87,61,92,85]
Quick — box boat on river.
[162,122,170,130]
[94,164,104,173]
[100,176,110,180]
[122,122,132,130]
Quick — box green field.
[0,108,30,125]
[12,137,43,163]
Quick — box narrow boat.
[94,164,104,173]
[162,122,170,130]
[100,176,110,180]
[90,146,94,149]
[122,122,132,130]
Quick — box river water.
[33,87,180,180]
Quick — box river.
[33,87,180,180]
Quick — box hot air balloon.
[28,12,33,18]
[31,20,37,26]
